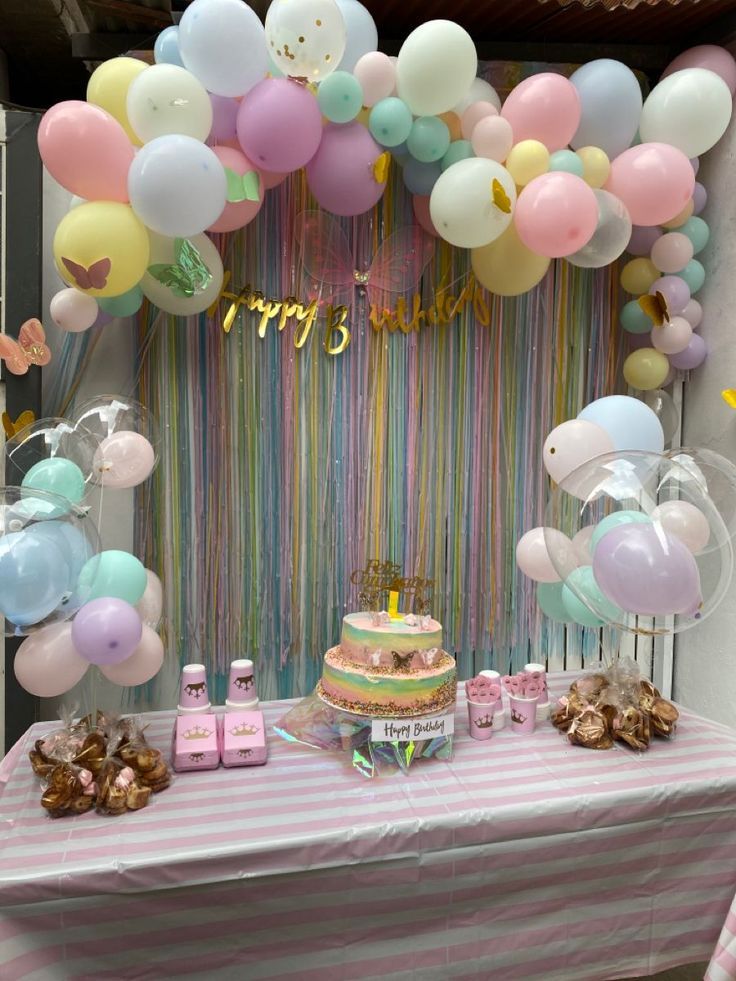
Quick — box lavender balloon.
[649,275,690,315]
[593,523,702,618]
[626,225,661,257]
[71,598,143,665]
[668,333,707,370]
[236,78,322,174]
[306,122,386,217]
[692,181,707,215]
[208,94,239,144]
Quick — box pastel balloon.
[78,550,147,605]
[460,101,497,141]
[208,145,264,233]
[208,95,239,144]
[97,286,144,319]
[471,115,513,162]
[49,288,99,333]
[22,458,86,505]
[651,232,694,274]
[542,419,614,490]
[86,57,147,144]
[623,349,671,390]
[336,0,378,74]
[318,71,363,123]
[567,189,631,268]
[653,501,710,554]
[237,79,323,174]
[407,116,450,163]
[454,77,501,115]
[651,316,692,355]
[429,157,515,248]
[578,395,664,454]
[396,20,478,116]
[306,122,386,216]
[100,624,164,686]
[679,259,706,294]
[135,570,164,629]
[514,172,598,259]
[562,566,620,628]
[412,195,439,237]
[441,140,474,171]
[178,0,268,97]
[668,333,707,370]
[549,149,584,177]
[649,275,690,314]
[663,44,736,94]
[72,598,143,665]
[38,101,135,202]
[572,526,595,565]
[679,216,710,255]
[590,511,652,552]
[516,527,575,582]
[154,25,185,67]
[639,68,732,157]
[505,140,549,187]
[576,146,610,188]
[620,300,654,335]
[627,225,662,257]
[605,143,695,226]
[692,182,707,215]
[28,520,95,587]
[53,203,150,299]
[593,523,702,617]
[569,59,642,158]
[471,222,550,296]
[501,73,581,152]
[402,159,442,196]
[127,64,212,144]
[663,199,695,229]
[620,258,659,295]
[681,298,703,328]
[140,231,224,317]
[93,432,155,489]
[14,622,89,696]
[643,389,679,445]
[368,97,413,147]
[353,52,395,107]
[129,135,226,238]
[266,0,346,83]
[0,530,69,627]
[536,582,572,622]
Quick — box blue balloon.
[368,98,413,148]
[407,116,450,163]
[21,458,86,508]
[402,159,442,196]
[570,59,642,159]
[678,216,710,255]
[678,259,706,294]
[620,300,653,335]
[98,286,144,318]
[562,566,622,628]
[0,530,69,627]
[154,26,185,67]
[578,395,664,453]
[27,521,94,589]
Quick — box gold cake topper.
[350,559,434,616]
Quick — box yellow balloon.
[471,222,551,296]
[53,202,150,298]
[506,140,549,187]
[87,57,146,146]
[620,257,659,295]
[623,349,670,391]
[662,199,694,229]
[576,146,610,188]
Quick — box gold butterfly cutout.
[638,291,670,328]
[491,178,511,214]
[721,390,736,409]
[372,152,391,185]
[2,409,35,440]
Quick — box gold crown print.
[229,722,259,737]
[510,708,527,726]
[474,714,494,729]
[183,724,214,740]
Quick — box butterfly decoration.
[295,210,435,313]
[224,168,261,204]
[638,290,670,328]
[491,178,512,214]
[722,390,736,409]
[61,256,111,291]
[372,152,391,185]
[2,409,35,440]
[370,649,383,667]
[392,651,414,670]
[147,238,212,299]
[0,319,51,376]
[371,610,390,626]
[421,648,440,668]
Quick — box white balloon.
[430,157,515,248]
[454,76,501,115]
[266,0,346,83]
[397,20,478,116]
[128,135,227,238]
[335,0,377,73]
[639,68,732,157]
[126,64,213,143]
[567,190,632,269]
[140,231,224,316]
[135,569,163,629]
[179,0,268,98]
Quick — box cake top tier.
[341,611,443,664]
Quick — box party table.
[1,673,736,981]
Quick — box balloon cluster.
[517,395,735,637]
[9,397,165,698]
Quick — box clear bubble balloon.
[643,389,679,446]
[266,0,346,83]
[566,189,631,268]
[73,396,159,487]
[5,417,99,499]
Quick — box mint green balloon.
[368,98,413,148]
[407,116,450,163]
[78,549,147,604]
[549,149,584,177]
[537,582,572,623]
[441,139,474,171]
[679,216,710,255]
[317,71,363,124]
[679,260,705,294]
[22,458,85,506]
[562,566,621,628]
[620,299,654,334]
[98,286,144,318]
[591,510,652,552]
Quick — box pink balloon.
[514,172,598,258]
[500,73,581,151]
[572,526,595,565]
[542,419,615,495]
[651,315,692,355]
[306,122,386,217]
[605,143,695,226]
[236,78,322,174]
[412,195,439,237]
[100,624,164,686]
[663,44,736,95]
[49,288,99,333]
[461,101,498,141]
[135,570,163,629]
[681,298,703,329]
[652,500,711,554]
[208,145,264,233]
[14,622,89,697]
[471,115,513,161]
[516,527,575,582]
[208,94,240,144]
[94,431,155,489]
[38,101,135,202]
[353,52,395,108]
[260,169,288,190]
[650,232,694,274]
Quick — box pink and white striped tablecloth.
[1,673,736,981]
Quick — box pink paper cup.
[479,670,504,711]
[467,700,495,741]
[226,658,258,709]
[178,663,211,713]
[509,695,537,734]
[524,663,547,704]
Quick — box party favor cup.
[524,663,548,704]
[479,670,504,711]
[226,658,259,711]
[178,663,211,714]
[467,700,495,741]
[509,695,537,734]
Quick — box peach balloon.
[353,52,395,107]
[14,622,89,697]
[650,232,694,274]
[100,624,164,686]
[208,145,264,233]
[516,527,576,583]
[652,500,711,553]
[662,199,694,229]
[650,316,692,355]
[605,142,695,226]
[460,101,497,140]
[438,111,463,142]
[663,44,736,95]
[94,431,156,489]
[471,115,513,161]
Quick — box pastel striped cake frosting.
[341,612,443,665]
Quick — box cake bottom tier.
[318,645,457,718]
